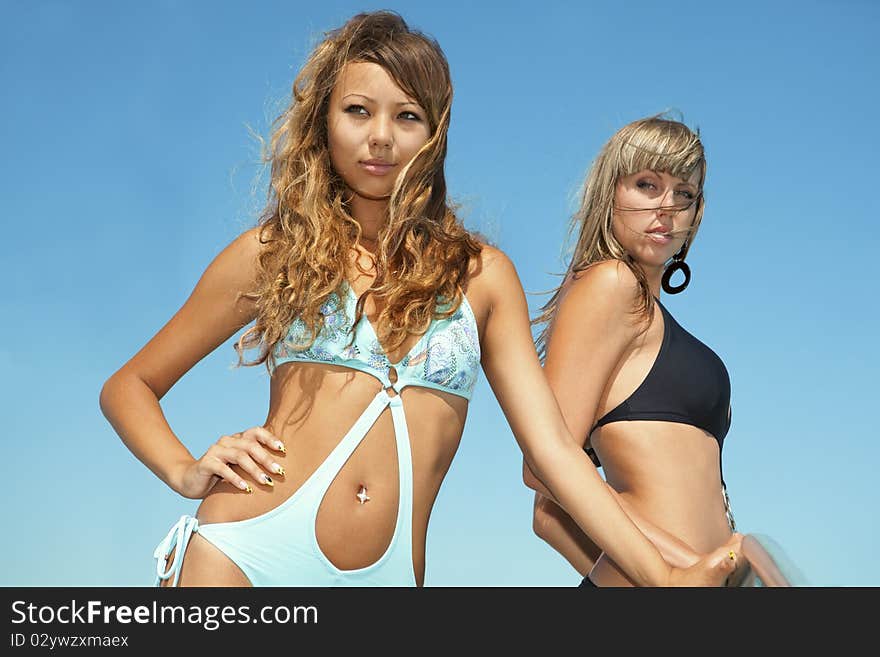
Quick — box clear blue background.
[3,0,877,586]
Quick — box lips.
[645,229,673,244]
[359,159,396,176]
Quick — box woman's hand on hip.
[173,427,287,499]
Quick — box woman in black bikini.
[527,115,740,586]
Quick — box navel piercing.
[356,485,370,505]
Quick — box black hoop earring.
[661,258,691,294]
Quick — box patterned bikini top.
[272,283,481,400]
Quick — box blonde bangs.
[615,120,706,185]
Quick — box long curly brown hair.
[533,115,707,360]
[236,11,482,369]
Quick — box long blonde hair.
[533,115,706,359]
[237,11,482,369]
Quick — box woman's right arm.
[99,228,281,498]
[532,492,601,576]
[531,489,700,571]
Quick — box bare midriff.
[587,420,732,586]
[195,361,469,587]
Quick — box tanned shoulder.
[557,259,644,334]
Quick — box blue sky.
[2,0,877,586]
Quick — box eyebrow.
[341,93,421,107]
[650,171,699,189]
[636,171,699,189]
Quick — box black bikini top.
[590,297,731,448]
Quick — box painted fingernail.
[240,481,253,493]
[275,441,286,453]
[272,463,285,476]
[262,474,274,486]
